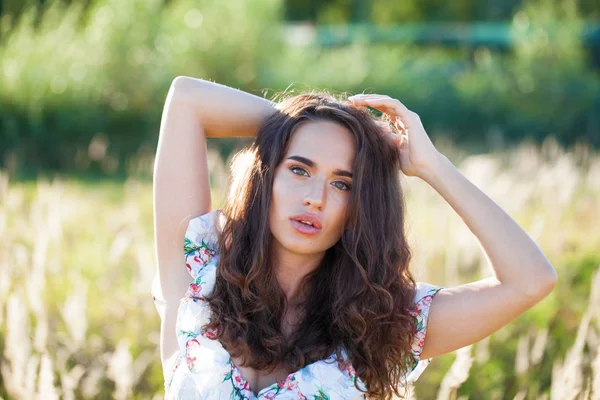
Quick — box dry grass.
[0,139,598,399]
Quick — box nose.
[303,179,326,210]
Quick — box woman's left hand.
[349,94,444,179]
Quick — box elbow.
[172,75,191,90]
[527,264,558,300]
[169,76,207,106]
[543,265,558,294]
[170,76,190,99]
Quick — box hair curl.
[204,91,418,399]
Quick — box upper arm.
[420,276,557,359]
[153,77,211,304]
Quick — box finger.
[349,96,411,135]
[350,94,391,100]
[399,133,408,148]
[392,116,406,131]
[350,99,400,123]
[361,97,410,119]
[349,94,390,105]
[350,96,416,130]
[349,94,393,104]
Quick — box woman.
[152,76,558,399]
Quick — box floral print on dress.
[224,360,254,399]
[185,338,202,373]
[405,284,444,383]
[184,235,218,299]
[337,358,356,380]
[152,210,444,399]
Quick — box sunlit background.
[1,0,599,398]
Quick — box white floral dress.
[152,210,444,400]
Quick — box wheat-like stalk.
[35,353,59,400]
[106,339,134,400]
[551,268,600,399]
[2,293,33,398]
[436,345,474,400]
[515,332,530,376]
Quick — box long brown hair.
[204,91,418,399]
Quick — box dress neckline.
[228,351,339,398]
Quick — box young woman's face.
[269,119,356,256]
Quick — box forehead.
[285,120,356,168]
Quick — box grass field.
[1,138,599,399]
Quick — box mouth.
[289,214,323,235]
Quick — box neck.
[270,239,324,306]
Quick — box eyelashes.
[289,165,309,177]
[288,165,352,192]
[333,181,352,191]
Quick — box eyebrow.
[286,155,353,178]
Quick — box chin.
[287,241,325,255]
[276,234,328,255]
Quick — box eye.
[332,181,351,192]
[289,165,309,177]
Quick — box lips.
[289,214,323,229]
[290,219,321,235]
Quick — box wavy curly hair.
[203,91,419,399]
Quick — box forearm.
[420,155,558,297]
[171,76,277,138]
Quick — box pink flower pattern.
[202,326,217,339]
[408,289,443,372]
[185,338,202,373]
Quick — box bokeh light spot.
[50,76,67,94]
[184,9,203,29]
[110,92,128,111]
[69,64,86,82]
[88,134,108,161]
[3,60,17,78]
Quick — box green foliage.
[452,0,600,145]
[0,0,282,174]
[0,0,599,176]
[285,0,598,23]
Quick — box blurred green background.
[1,0,599,176]
[1,0,599,399]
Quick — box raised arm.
[348,94,557,360]
[417,155,557,359]
[153,76,276,362]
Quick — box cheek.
[272,172,301,204]
[271,174,285,207]
[270,173,293,219]
[326,195,350,234]
[336,206,349,232]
